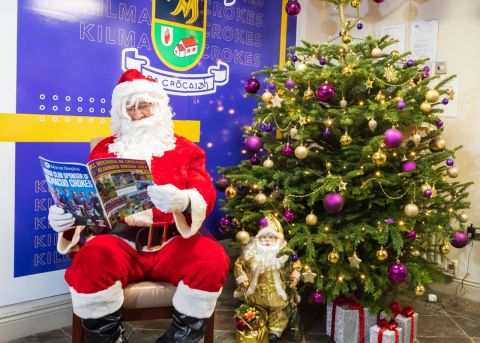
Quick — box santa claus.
[48,69,230,343]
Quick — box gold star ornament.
[302,269,317,283]
[348,252,362,269]
[271,94,283,108]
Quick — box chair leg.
[72,313,82,343]
[204,312,215,343]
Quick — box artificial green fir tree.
[218,0,473,312]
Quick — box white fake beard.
[108,107,176,164]
[243,238,284,273]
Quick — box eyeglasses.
[126,102,153,115]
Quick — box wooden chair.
[71,281,215,343]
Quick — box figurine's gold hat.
[256,214,284,241]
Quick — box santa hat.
[111,69,169,110]
[256,214,285,241]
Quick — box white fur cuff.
[172,281,222,318]
[236,274,249,285]
[172,189,207,238]
[70,281,124,319]
[57,226,85,255]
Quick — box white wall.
[297,0,480,299]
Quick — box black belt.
[108,222,178,252]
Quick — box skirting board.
[430,278,480,302]
[0,294,72,342]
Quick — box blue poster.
[15,0,296,277]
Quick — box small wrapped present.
[369,319,403,343]
[234,304,268,343]
[389,302,418,343]
[326,297,377,343]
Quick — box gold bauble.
[426,89,440,103]
[342,34,352,44]
[304,88,314,100]
[368,118,378,132]
[340,133,352,145]
[435,138,446,150]
[371,47,383,58]
[447,166,459,178]
[289,127,299,139]
[236,230,250,245]
[342,66,353,77]
[390,50,400,57]
[440,243,451,255]
[294,145,309,159]
[415,284,426,296]
[372,150,387,166]
[340,98,348,108]
[306,213,318,226]
[404,203,419,217]
[420,101,432,113]
[254,193,267,205]
[225,186,237,199]
[351,0,361,8]
[263,158,274,168]
[376,248,388,261]
[328,251,340,263]
[411,249,421,257]
[261,90,273,103]
[459,212,469,223]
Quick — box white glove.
[48,205,75,233]
[147,184,190,213]
[124,209,153,227]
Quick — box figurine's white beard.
[108,111,176,164]
[244,238,284,273]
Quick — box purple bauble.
[385,218,395,225]
[250,156,260,165]
[312,291,324,304]
[323,193,344,214]
[319,57,327,65]
[451,231,469,248]
[215,176,230,192]
[285,0,301,16]
[316,83,336,102]
[291,254,299,262]
[245,136,263,153]
[229,219,238,228]
[323,127,331,137]
[446,158,454,166]
[245,78,260,94]
[372,0,385,3]
[219,216,231,227]
[283,209,295,222]
[423,65,431,72]
[282,144,293,156]
[436,120,444,127]
[285,79,295,90]
[421,72,430,80]
[259,122,273,132]
[401,160,417,172]
[405,230,417,240]
[356,22,364,30]
[236,184,244,191]
[397,100,406,110]
[442,98,449,105]
[267,82,276,90]
[407,59,415,67]
[259,218,269,227]
[388,262,408,284]
[384,128,403,148]
[290,55,298,62]
[424,189,432,198]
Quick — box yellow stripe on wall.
[279,0,289,68]
[0,113,200,142]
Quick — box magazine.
[39,156,155,231]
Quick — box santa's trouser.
[65,234,230,319]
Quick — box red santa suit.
[58,73,230,321]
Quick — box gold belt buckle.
[147,222,168,251]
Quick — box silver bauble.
[447,166,459,178]
[290,127,299,139]
[263,158,274,168]
[294,145,309,159]
[371,47,383,58]
[368,118,378,132]
[236,230,251,244]
[459,212,469,223]
[296,62,307,72]
[404,203,419,217]
[254,193,267,205]
[340,98,348,108]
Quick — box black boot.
[81,309,128,343]
[154,309,207,343]
[268,332,281,342]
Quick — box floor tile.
[417,338,473,343]
[304,333,334,342]
[450,315,480,337]
[6,329,71,343]
[417,315,466,337]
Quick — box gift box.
[235,304,268,343]
[326,297,377,343]
[369,319,403,343]
[386,302,418,343]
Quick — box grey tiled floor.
[7,269,480,343]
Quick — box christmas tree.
[217,0,473,311]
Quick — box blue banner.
[15,0,296,277]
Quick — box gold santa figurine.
[234,215,301,342]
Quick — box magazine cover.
[39,157,155,229]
